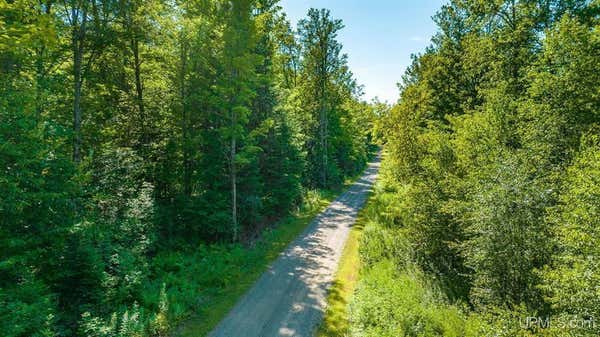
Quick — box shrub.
[349,260,472,337]
[359,225,411,269]
[540,134,600,335]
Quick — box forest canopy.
[352,0,600,336]
[0,1,376,336]
[3,0,600,336]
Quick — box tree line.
[0,1,375,336]
[359,0,600,335]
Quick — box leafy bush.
[454,153,552,308]
[359,224,411,269]
[350,260,475,337]
[540,134,600,335]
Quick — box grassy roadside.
[316,192,373,337]
[173,186,349,337]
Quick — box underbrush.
[350,260,474,337]
[164,188,338,337]
[79,188,337,337]
[348,187,477,337]
[348,184,552,337]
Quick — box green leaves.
[376,0,600,335]
[295,8,370,188]
[1,0,373,335]
[541,133,600,324]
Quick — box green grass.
[317,226,362,337]
[171,188,343,337]
[341,187,494,337]
[158,164,372,337]
[316,195,370,337]
[317,155,378,337]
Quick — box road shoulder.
[316,192,373,337]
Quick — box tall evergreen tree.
[297,8,348,187]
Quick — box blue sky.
[279,0,446,103]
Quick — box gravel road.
[209,156,380,337]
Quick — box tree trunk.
[320,103,327,187]
[35,2,52,121]
[231,134,238,242]
[230,64,239,242]
[72,7,86,164]
[132,36,146,149]
[35,44,46,121]
[73,52,82,163]
[180,41,191,197]
[319,73,328,187]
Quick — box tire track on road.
[209,156,380,337]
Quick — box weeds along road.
[209,156,380,337]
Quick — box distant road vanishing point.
[209,156,380,337]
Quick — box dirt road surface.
[209,156,380,337]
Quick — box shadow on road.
[209,157,380,337]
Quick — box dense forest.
[350,0,600,336]
[4,0,600,336]
[0,1,376,336]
